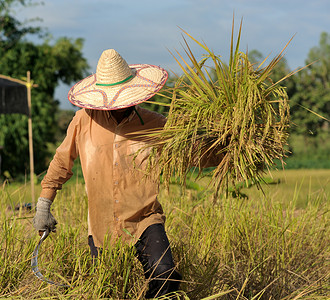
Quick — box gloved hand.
[33,197,57,234]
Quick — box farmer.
[33,49,182,298]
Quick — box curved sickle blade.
[31,229,70,287]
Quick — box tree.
[290,32,330,136]
[0,0,89,178]
[248,49,297,97]
[247,49,263,65]
[0,0,43,51]
[244,45,330,167]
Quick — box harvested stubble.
[143,22,295,196]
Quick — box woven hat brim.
[68,64,168,110]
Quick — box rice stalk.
[140,20,294,197]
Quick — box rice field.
[0,169,329,299]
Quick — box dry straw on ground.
[141,20,296,197]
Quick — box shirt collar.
[106,107,137,125]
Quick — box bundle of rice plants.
[142,20,295,197]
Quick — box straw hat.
[68,49,168,110]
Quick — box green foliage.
[290,32,330,136]
[54,109,76,142]
[278,133,330,169]
[248,33,330,139]
[0,0,89,177]
[0,0,43,51]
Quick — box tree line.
[0,0,329,179]
[0,0,89,178]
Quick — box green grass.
[234,169,329,208]
[0,170,329,299]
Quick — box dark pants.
[88,224,181,299]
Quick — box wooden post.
[27,71,35,206]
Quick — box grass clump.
[143,20,294,196]
[163,179,329,300]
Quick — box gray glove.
[33,197,57,232]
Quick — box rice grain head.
[141,20,292,198]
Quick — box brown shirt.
[40,106,166,247]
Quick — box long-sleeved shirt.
[40,106,166,247]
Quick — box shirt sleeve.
[39,112,80,201]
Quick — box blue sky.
[17,0,330,109]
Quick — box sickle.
[31,229,70,287]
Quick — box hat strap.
[96,75,133,87]
[133,106,144,125]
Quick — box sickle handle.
[40,229,50,243]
